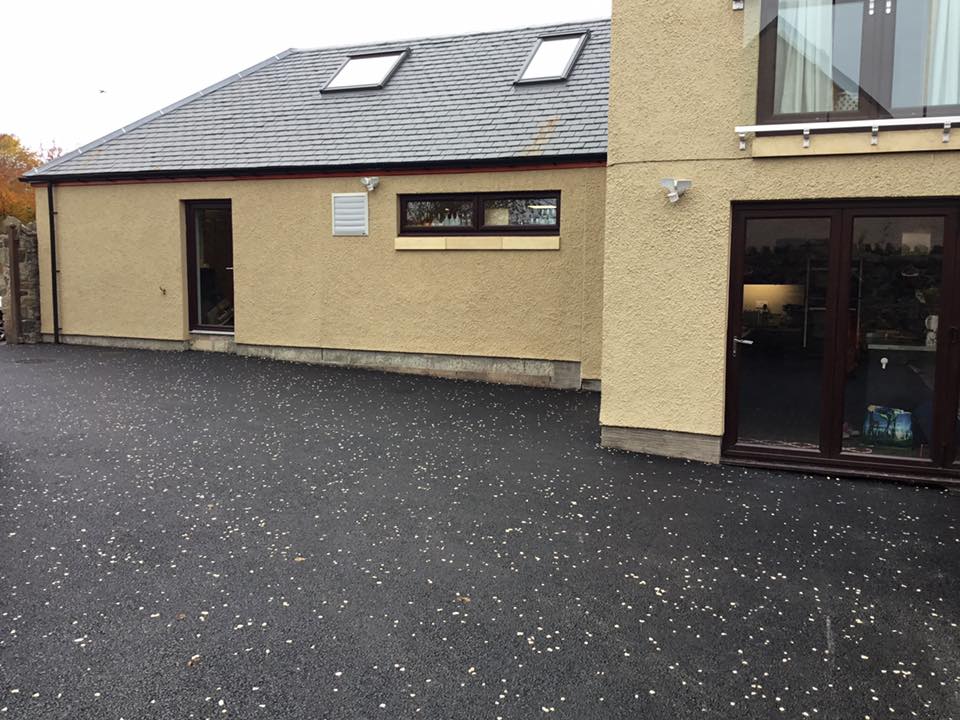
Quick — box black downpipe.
[47,183,60,344]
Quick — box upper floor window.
[758,0,960,123]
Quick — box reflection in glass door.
[732,217,833,450]
[954,378,960,467]
[949,244,960,468]
[186,201,234,331]
[841,217,945,459]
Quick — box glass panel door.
[946,223,960,467]
[952,362,960,467]
[728,203,960,479]
[840,216,946,460]
[729,216,833,450]
[187,202,234,331]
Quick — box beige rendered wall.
[602,1,960,437]
[33,166,606,378]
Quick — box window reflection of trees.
[483,198,557,226]
[405,201,473,228]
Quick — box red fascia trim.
[28,159,607,188]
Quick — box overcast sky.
[5,0,611,154]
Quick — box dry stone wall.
[1,217,41,344]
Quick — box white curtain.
[927,0,960,107]
[775,0,835,114]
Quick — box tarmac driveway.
[1,344,958,719]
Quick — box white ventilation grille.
[332,193,369,236]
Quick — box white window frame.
[332,193,369,236]
[515,32,590,85]
[322,50,409,93]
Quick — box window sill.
[751,128,958,158]
[736,117,960,158]
[395,236,560,251]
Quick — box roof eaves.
[23,48,298,180]
[15,153,609,185]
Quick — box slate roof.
[26,19,609,180]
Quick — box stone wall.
[1,217,41,344]
[0,233,6,308]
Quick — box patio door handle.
[732,336,754,357]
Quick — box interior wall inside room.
[743,283,805,315]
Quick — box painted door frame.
[184,199,234,333]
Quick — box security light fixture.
[661,179,693,203]
[361,176,380,192]
[323,51,408,92]
[517,32,589,84]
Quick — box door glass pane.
[194,206,234,328]
[774,0,865,115]
[737,218,831,449]
[891,0,960,113]
[955,383,960,465]
[841,217,945,459]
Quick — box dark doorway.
[725,200,960,482]
[186,201,234,332]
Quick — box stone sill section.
[395,236,560,251]
[41,333,584,391]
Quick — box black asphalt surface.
[1,344,958,720]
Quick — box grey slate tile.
[28,20,609,178]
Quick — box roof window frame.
[515,31,590,85]
[322,49,410,93]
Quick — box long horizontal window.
[758,0,960,123]
[398,192,560,235]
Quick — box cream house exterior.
[602,1,960,483]
[22,4,960,483]
[26,21,609,389]
[33,168,605,383]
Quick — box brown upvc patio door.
[725,208,843,460]
[725,200,960,481]
[942,226,960,468]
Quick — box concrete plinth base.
[601,425,721,464]
[41,333,585,390]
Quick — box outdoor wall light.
[661,179,693,204]
[361,176,380,192]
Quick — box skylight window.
[323,50,408,92]
[517,32,589,84]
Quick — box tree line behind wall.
[0,134,61,223]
